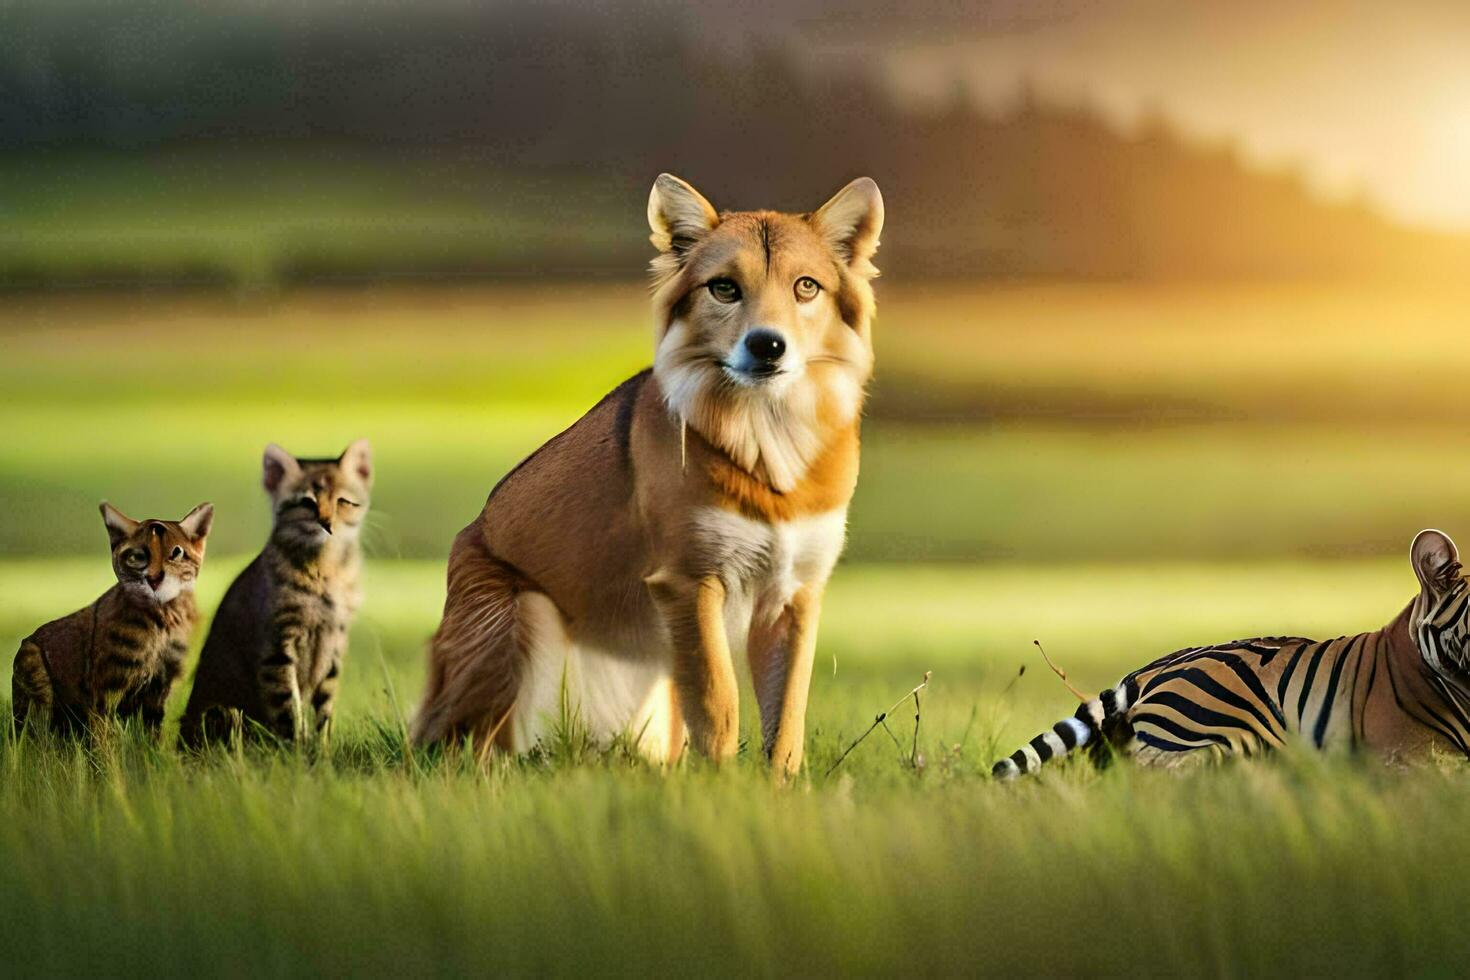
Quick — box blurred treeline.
[2,0,1465,289]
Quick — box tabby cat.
[11,501,213,736]
[179,441,371,746]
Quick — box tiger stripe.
[993,529,1470,777]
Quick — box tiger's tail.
[992,677,1139,779]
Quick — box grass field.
[0,148,637,290]
[4,282,1470,560]
[2,555,1460,976]
[3,281,1470,974]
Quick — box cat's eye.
[707,278,741,303]
[170,546,184,560]
[794,276,821,301]
[125,550,147,566]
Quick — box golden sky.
[867,0,1470,230]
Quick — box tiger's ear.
[811,177,884,278]
[339,438,373,488]
[262,443,300,495]
[1412,529,1460,598]
[647,173,719,256]
[179,502,214,543]
[100,502,138,548]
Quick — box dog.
[411,173,883,774]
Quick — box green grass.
[3,282,1470,560]
[0,148,637,289]
[0,555,1418,734]
[0,557,1462,975]
[5,281,1470,973]
[0,555,1456,975]
[7,737,1470,976]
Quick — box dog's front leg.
[648,571,738,762]
[749,585,823,777]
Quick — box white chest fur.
[691,507,848,639]
[510,508,847,757]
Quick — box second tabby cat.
[179,440,371,746]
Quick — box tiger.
[993,528,1470,778]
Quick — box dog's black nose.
[744,329,786,364]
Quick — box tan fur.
[414,175,884,774]
[11,502,212,737]
[179,441,370,747]
[412,528,531,752]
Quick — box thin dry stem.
[825,671,931,779]
[1034,639,1090,702]
[998,664,1026,698]
[909,673,929,767]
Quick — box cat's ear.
[262,443,299,494]
[179,502,214,543]
[647,173,719,256]
[339,439,373,487]
[99,502,138,548]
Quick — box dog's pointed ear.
[179,502,214,543]
[1413,529,1461,599]
[648,173,719,256]
[100,501,138,548]
[812,177,884,278]
[262,443,300,495]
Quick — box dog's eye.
[170,546,184,560]
[338,498,358,508]
[794,276,821,302]
[707,278,741,303]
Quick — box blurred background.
[4,0,1470,719]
